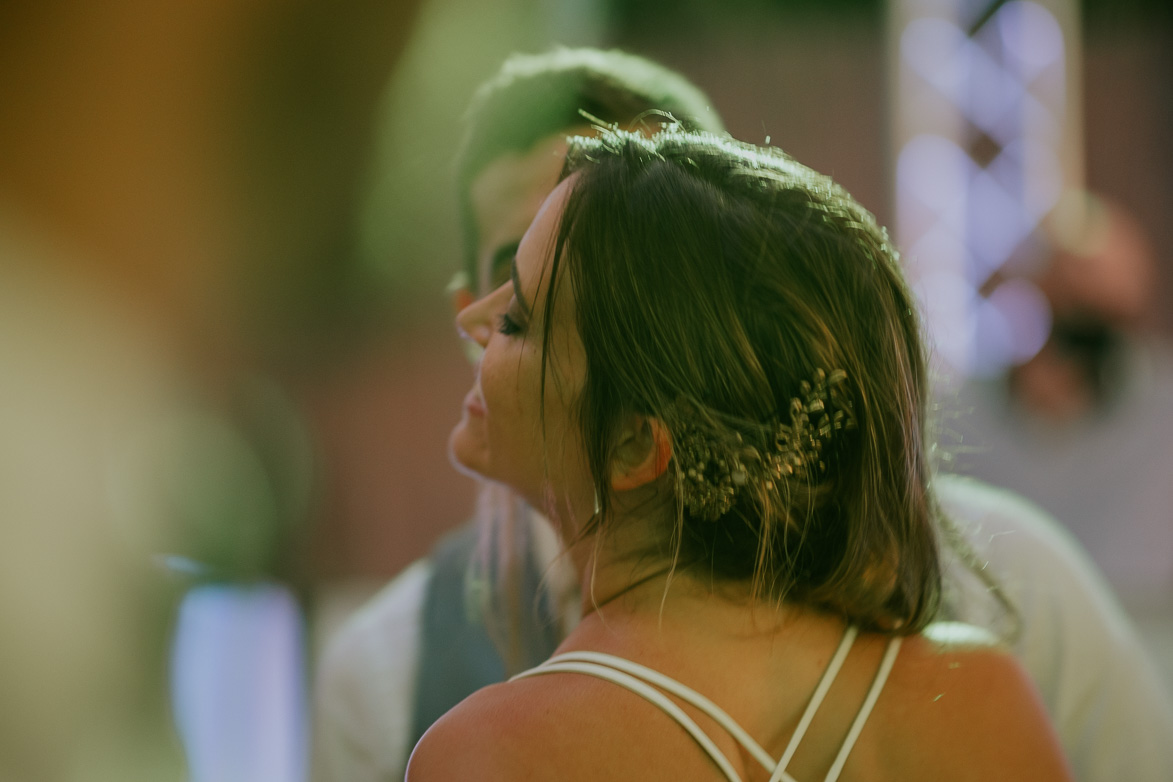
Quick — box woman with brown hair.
[410,126,1071,781]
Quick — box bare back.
[408,607,1072,782]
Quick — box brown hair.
[539,127,941,633]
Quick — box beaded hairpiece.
[671,368,856,521]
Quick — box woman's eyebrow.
[511,258,531,317]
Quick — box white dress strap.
[511,659,746,782]
[508,626,897,782]
[769,624,859,781]
[822,636,902,782]
[546,650,785,778]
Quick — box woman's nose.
[455,297,493,348]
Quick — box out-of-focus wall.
[619,21,890,233]
[1083,28,1173,332]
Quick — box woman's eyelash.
[497,312,523,336]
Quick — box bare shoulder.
[406,659,715,782]
[406,673,629,782]
[405,681,534,782]
[881,623,1073,781]
[897,621,1035,706]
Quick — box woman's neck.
[566,505,675,617]
[561,500,821,643]
[570,533,801,641]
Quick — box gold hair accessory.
[672,369,855,521]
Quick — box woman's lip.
[463,388,485,417]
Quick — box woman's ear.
[610,416,672,491]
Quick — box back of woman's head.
[544,127,939,633]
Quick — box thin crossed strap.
[513,658,749,782]
[820,636,902,782]
[770,625,859,780]
[510,625,902,782]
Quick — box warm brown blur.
[0,0,423,366]
[0,1,422,779]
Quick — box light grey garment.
[937,475,1173,781]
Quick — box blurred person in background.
[953,192,1173,676]
[0,1,421,780]
[314,49,1173,782]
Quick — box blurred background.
[1,0,1169,779]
